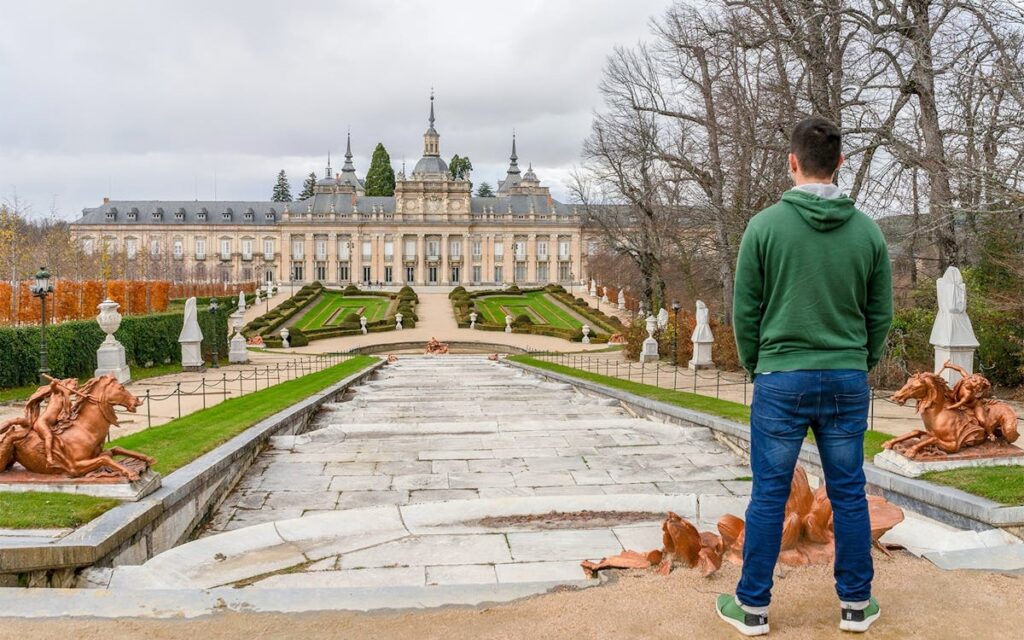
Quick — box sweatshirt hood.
[781,189,857,232]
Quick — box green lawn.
[509,355,1021,505]
[293,292,392,331]
[0,355,377,529]
[474,292,584,331]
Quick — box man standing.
[717,117,892,636]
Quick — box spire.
[342,130,356,172]
[422,90,440,157]
[325,151,332,178]
[506,132,521,175]
[428,89,436,131]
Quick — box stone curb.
[0,580,602,618]
[0,358,385,575]
[505,360,1024,531]
[343,340,531,354]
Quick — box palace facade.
[71,96,594,288]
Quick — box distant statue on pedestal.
[930,267,979,385]
[178,297,204,371]
[689,300,715,370]
[95,300,131,383]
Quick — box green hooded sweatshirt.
[732,189,893,375]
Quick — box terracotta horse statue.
[886,371,1019,458]
[0,375,155,481]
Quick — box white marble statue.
[617,288,625,310]
[657,308,669,330]
[360,316,368,335]
[930,266,979,384]
[237,291,246,313]
[581,324,591,344]
[395,313,403,331]
[601,287,609,304]
[589,279,597,297]
[178,297,204,371]
[689,300,715,370]
[470,311,478,330]
[505,315,513,333]
[280,328,290,349]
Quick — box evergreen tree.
[271,170,292,202]
[363,143,396,196]
[298,171,317,200]
[475,182,495,197]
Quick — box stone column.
[417,233,426,284]
[441,232,450,285]
[351,230,362,285]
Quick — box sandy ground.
[2,554,1020,640]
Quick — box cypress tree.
[475,182,495,197]
[363,143,396,196]
[271,170,292,202]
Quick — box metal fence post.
[870,388,875,431]
[176,382,181,418]
[202,378,207,409]
[223,372,228,400]
[146,389,151,429]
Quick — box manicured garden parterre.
[0,355,378,529]
[451,284,622,342]
[294,291,393,330]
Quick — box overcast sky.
[0,0,671,220]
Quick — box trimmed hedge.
[450,286,615,343]
[0,308,229,389]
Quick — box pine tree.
[272,170,292,202]
[475,182,495,197]
[299,171,317,200]
[363,143,396,196]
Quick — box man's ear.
[835,153,846,174]
[788,153,799,174]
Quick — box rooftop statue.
[0,375,154,481]
[886,361,1019,459]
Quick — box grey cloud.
[0,0,667,218]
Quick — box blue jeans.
[736,369,873,607]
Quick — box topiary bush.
[286,327,309,347]
[514,313,533,327]
[343,284,361,295]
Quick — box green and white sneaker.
[840,597,880,632]
[716,594,770,636]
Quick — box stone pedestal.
[689,341,714,370]
[228,333,249,364]
[94,299,131,383]
[640,316,659,363]
[874,448,1024,479]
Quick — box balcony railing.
[195,252,206,260]
[242,253,253,261]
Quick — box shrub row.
[257,285,418,345]
[243,283,323,338]
[0,308,229,389]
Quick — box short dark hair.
[790,117,842,178]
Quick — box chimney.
[103,197,110,204]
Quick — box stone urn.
[395,313,403,330]
[505,315,513,334]
[360,316,368,335]
[470,311,478,330]
[95,299,131,382]
[581,324,591,344]
[640,315,659,363]
[280,328,290,349]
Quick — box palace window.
[558,262,572,282]
[82,238,94,255]
[384,266,393,284]
[338,238,351,260]
[173,239,183,258]
[291,261,303,281]
[403,238,416,259]
[450,266,460,283]
[472,265,481,283]
[537,263,549,282]
[471,240,482,258]
[384,240,394,260]
[362,240,372,260]
[494,265,503,283]
[514,241,526,260]
[426,240,439,259]
[315,237,327,260]
[291,238,304,259]
[449,239,462,257]
[338,262,350,282]
[263,239,274,258]
[220,239,231,259]
[242,267,253,281]
[538,240,548,259]
[150,239,160,256]
[559,241,571,259]
[314,261,327,282]
[405,266,415,283]
[362,265,371,283]
[494,241,504,258]
[515,262,526,283]
[242,239,253,260]
[195,238,206,258]
[125,238,137,259]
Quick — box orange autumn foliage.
[16,283,40,324]
[54,279,81,321]
[150,281,170,312]
[81,280,104,317]
[0,283,11,323]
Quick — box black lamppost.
[208,297,220,368]
[671,299,682,365]
[30,266,54,383]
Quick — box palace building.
[71,95,594,288]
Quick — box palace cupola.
[411,92,449,180]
